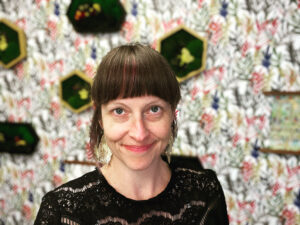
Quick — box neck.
[100,157,171,200]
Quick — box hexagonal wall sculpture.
[67,0,126,33]
[157,25,207,83]
[0,122,39,154]
[0,18,26,69]
[60,70,92,113]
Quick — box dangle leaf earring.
[165,135,173,164]
[95,135,112,165]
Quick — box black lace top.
[34,166,229,225]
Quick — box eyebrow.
[105,99,166,108]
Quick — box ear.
[173,109,177,121]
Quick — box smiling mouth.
[123,143,154,152]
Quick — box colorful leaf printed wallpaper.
[0,0,300,224]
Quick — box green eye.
[114,108,124,115]
[150,106,160,113]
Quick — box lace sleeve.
[34,191,61,225]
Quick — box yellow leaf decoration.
[0,133,5,142]
[93,3,101,12]
[178,48,195,67]
[0,34,8,51]
[79,88,89,100]
[16,140,26,146]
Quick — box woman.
[34,43,229,225]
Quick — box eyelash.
[113,108,125,115]
[112,105,162,116]
[149,105,161,114]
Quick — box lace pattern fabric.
[34,166,229,225]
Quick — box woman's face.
[100,95,174,171]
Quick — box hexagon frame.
[0,122,39,154]
[0,18,26,69]
[59,70,93,113]
[66,0,126,33]
[157,25,207,83]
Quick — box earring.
[165,135,173,164]
[94,135,112,165]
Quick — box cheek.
[148,120,172,140]
[102,120,127,141]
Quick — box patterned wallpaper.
[0,0,300,224]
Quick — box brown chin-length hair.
[90,43,181,153]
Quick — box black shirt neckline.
[95,165,175,204]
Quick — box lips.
[123,143,154,152]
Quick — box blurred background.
[0,0,299,224]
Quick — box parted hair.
[90,43,181,153]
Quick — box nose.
[129,115,149,142]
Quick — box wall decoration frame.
[59,70,93,113]
[66,0,126,33]
[261,91,300,155]
[0,122,39,154]
[157,25,207,83]
[0,18,26,69]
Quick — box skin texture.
[99,95,174,200]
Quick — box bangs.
[92,44,180,109]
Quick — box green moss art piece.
[0,23,20,64]
[67,0,126,33]
[60,70,92,113]
[0,19,26,69]
[157,25,207,83]
[0,122,39,154]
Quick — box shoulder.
[54,169,100,193]
[174,167,218,181]
[42,169,101,203]
[35,169,104,223]
[174,168,222,196]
